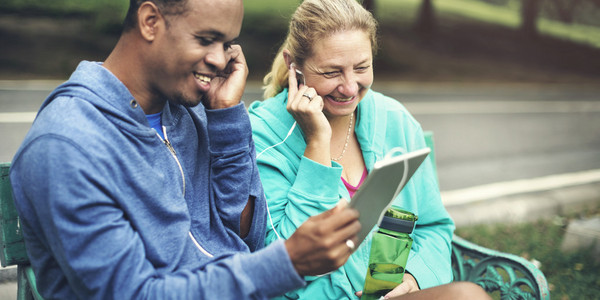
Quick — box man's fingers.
[310,203,360,248]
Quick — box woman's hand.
[354,273,420,299]
[287,65,332,165]
[384,273,420,298]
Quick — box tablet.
[349,147,431,246]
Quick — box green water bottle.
[361,207,418,300]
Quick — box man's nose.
[205,46,228,71]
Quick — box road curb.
[444,170,600,228]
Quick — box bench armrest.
[452,235,550,300]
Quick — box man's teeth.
[194,73,211,83]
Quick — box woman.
[249,0,455,298]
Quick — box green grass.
[456,212,600,300]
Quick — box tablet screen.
[349,147,430,246]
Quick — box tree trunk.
[549,0,582,24]
[415,0,436,35]
[521,0,541,36]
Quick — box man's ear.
[137,2,164,42]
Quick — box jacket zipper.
[160,126,186,197]
[158,127,213,257]
[188,232,214,257]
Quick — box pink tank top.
[342,167,368,198]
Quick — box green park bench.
[0,162,43,300]
[424,132,550,300]
[0,132,549,299]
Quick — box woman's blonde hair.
[262,0,378,99]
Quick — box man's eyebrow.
[194,30,238,43]
[194,30,224,38]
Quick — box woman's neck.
[328,113,354,138]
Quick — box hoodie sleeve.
[10,135,304,300]
[205,103,267,250]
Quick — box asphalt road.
[1,80,599,191]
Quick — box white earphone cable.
[257,121,297,240]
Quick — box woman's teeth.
[333,96,353,102]
[194,73,211,83]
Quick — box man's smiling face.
[148,0,243,107]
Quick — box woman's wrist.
[304,137,331,166]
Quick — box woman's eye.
[322,71,340,78]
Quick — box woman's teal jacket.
[249,89,455,299]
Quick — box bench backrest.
[0,162,29,267]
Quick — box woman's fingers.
[288,64,299,96]
[288,86,317,112]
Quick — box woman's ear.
[283,50,293,69]
[137,2,163,42]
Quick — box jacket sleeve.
[10,135,304,300]
[258,153,343,245]
[205,103,267,250]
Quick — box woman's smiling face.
[302,29,374,119]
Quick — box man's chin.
[169,94,204,108]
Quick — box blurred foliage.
[1,0,598,46]
[1,0,599,81]
[375,0,600,47]
[456,207,600,300]
[0,0,127,33]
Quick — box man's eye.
[356,66,370,72]
[224,39,239,51]
[197,37,214,46]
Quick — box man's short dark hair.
[123,0,189,31]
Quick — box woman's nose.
[338,74,359,96]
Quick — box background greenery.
[0,0,599,82]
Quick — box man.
[9,0,360,298]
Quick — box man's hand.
[204,44,248,109]
[285,200,360,276]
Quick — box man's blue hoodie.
[9,61,304,299]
